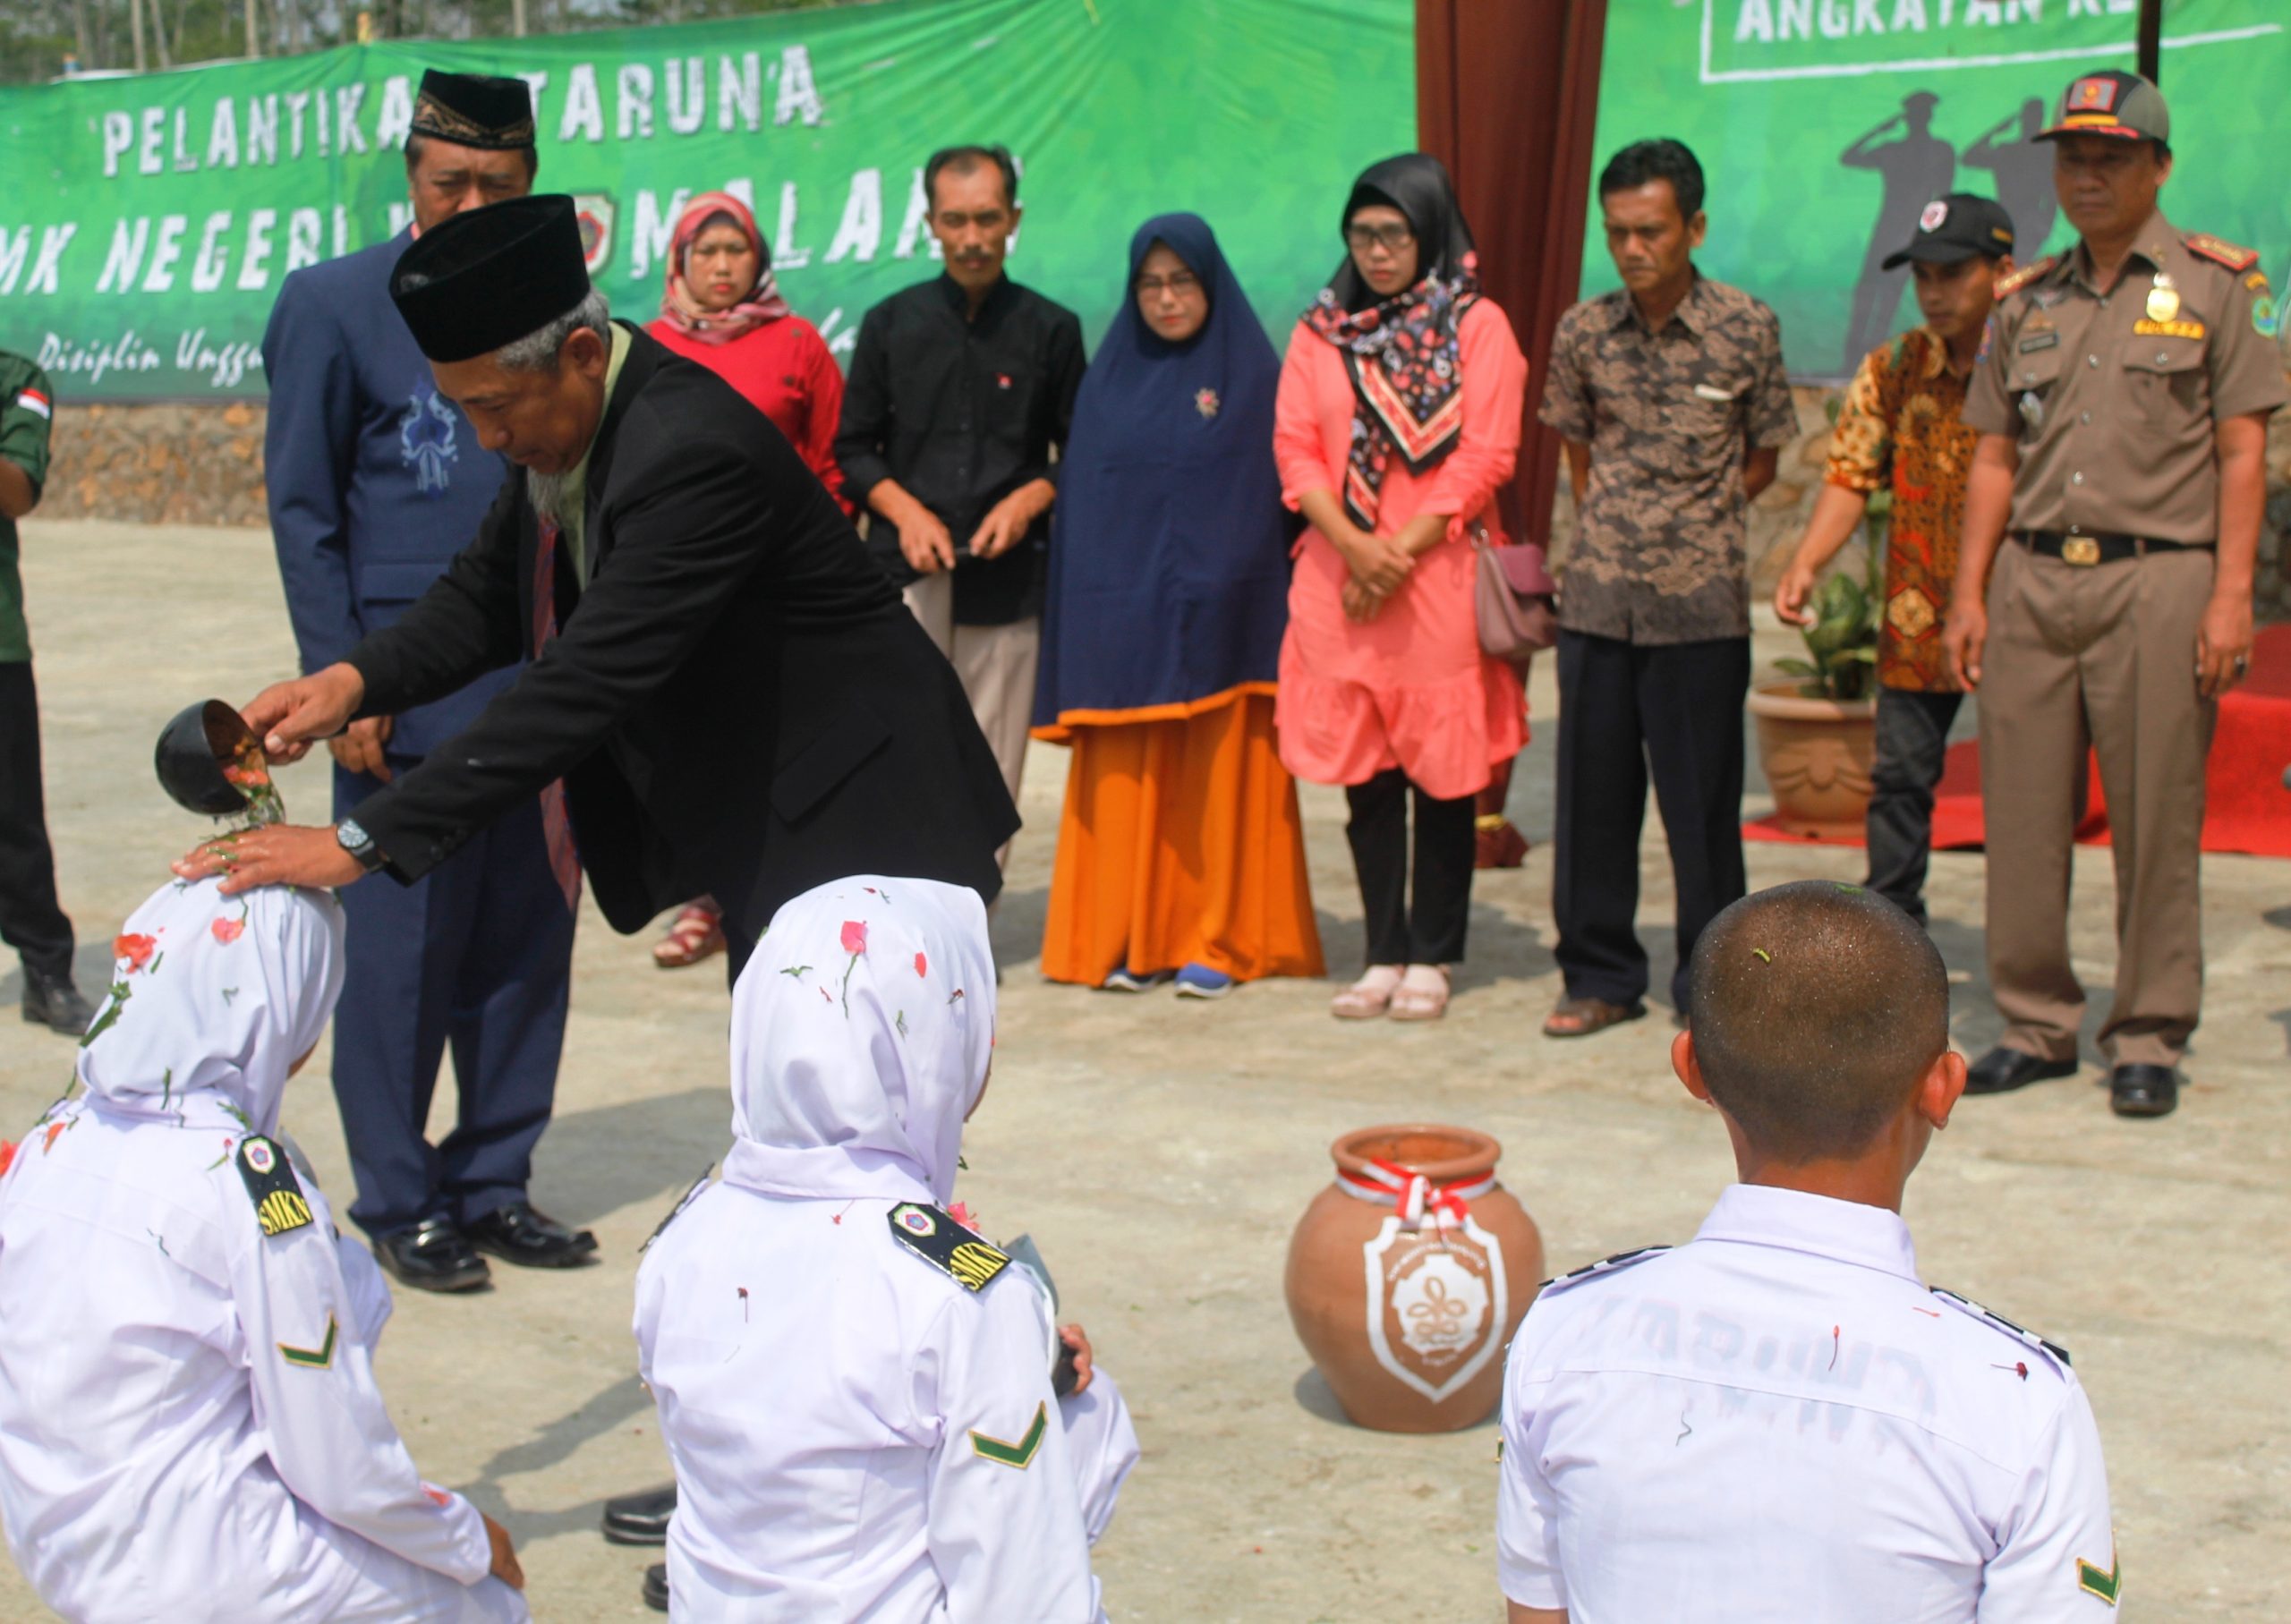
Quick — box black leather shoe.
[464,1201,599,1269]
[21,968,95,1036]
[642,1562,669,1612]
[375,1217,490,1293]
[602,1484,677,1546]
[1963,1046,2080,1096]
[2109,1063,2178,1118]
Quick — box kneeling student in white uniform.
[0,878,529,1624]
[634,875,1139,1620]
[1497,880,2119,1622]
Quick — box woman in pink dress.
[1274,152,1527,1022]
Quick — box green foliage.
[1781,505,1886,703]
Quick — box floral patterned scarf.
[1304,153,1483,531]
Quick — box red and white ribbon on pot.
[1337,1157,1494,1230]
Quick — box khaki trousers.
[1979,540,2217,1068]
[904,571,1039,872]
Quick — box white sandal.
[1331,965,1403,1020]
[1388,965,1452,1022]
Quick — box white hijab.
[721,876,997,1207]
[73,877,345,1137]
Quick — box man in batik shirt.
[1774,193,2014,924]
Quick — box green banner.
[0,0,1411,400]
[1588,0,2291,377]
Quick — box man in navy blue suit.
[260,71,591,1292]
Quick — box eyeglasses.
[1344,223,1416,253]
[1135,272,1202,296]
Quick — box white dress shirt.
[1498,1184,2118,1621]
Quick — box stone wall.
[31,393,2291,620]
[38,402,270,528]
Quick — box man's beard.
[527,466,571,525]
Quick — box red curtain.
[1415,0,1609,545]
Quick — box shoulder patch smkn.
[1995,256,2057,298]
[2184,232,2260,273]
[1535,1245,1672,1297]
[888,1202,1009,1292]
[1929,1286,2072,1369]
[236,1135,312,1237]
[277,1314,338,1370]
[970,1400,1047,1468]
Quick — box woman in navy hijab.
[1033,214,1324,997]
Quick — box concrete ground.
[3,519,2287,1621]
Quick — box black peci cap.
[409,69,537,151]
[1881,192,2018,269]
[390,194,592,363]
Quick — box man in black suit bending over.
[175,194,1018,968]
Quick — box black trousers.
[1864,687,1963,925]
[1344,768,1476,966]
[0,662,73,980]
[1553,630,1749,1009]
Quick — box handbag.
[1472,526,1559,663]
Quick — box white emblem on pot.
[1361,1214,1508,1405]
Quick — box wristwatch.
[335,818,388,874]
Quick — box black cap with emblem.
[390,193,593,363]
[1882,192,2018,269]
[409,69,536,151]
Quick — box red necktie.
[532,518,584,914]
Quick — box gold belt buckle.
[2060,535,2101,567]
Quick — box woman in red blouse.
[644,190,849,968]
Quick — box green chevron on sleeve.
[277,1314,338,1370]
[2076,1543,2121,1606]
[968,1401,1047,1469]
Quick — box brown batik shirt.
[1825,326,1975,693]
[1540,274,1799,645]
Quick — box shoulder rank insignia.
[277,1314,338,1370]
[888,1202,1009,1292]
[1929,1286,2072,1369]
[1994,256,2056,298]
[2077,1538,2122,1606]
[1536,1245,1671,1297]
[237,1135,312,1237]
[2183,232,2259,273]
[969,1400,1047,1468]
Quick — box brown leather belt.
[2015,531,2210,567]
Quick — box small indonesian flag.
[14,388,50,420]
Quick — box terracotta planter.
[1284,1124,1544,1433]
[1747,681,1878,838]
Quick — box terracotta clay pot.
[1284,1124,1544,1433]
[1746,681,1878,838]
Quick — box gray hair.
[498,286,612,373]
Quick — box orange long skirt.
[1039,693,1325,986]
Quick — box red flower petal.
[840,920,868,956]
[211,917,245,944]
[915,951,928,978]
[113,933,158,971]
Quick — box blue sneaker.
[1174,964,1236,1000]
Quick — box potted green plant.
[1747,494,1886,836]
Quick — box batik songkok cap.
[391,193,592,363]
[2036,70,2169,144]
[409,69,536,150]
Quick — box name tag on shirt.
[1691,383,1737,402]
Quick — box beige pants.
[1979,540,2217,1068]
[904,571,1039,872]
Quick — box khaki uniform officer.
[1946,71,2287,1119]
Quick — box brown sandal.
[1541,996,1647,1039]
[652,902,727,969]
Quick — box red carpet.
[1745,624,2291,858]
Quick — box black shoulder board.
[888,1202,1009,1292]
[1536,1245,1671,1297]
[236,1135,313,1237]
[1930,1286,2073,1368]
[640,1165,714,1254]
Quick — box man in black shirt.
[836,144,1086,857]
